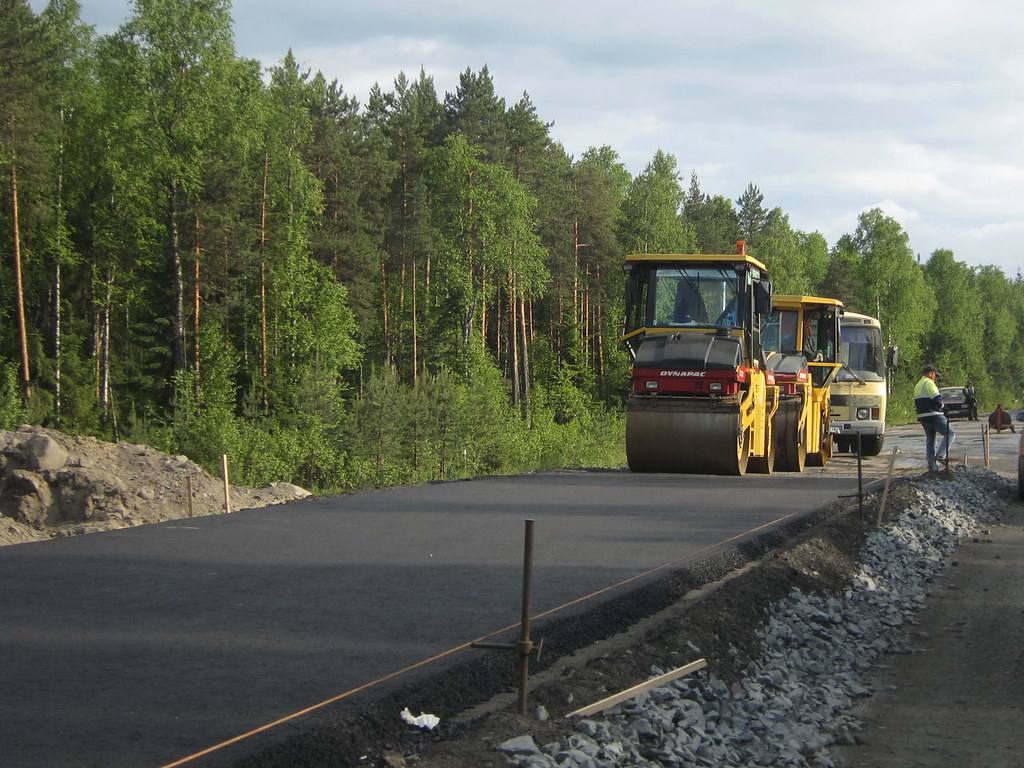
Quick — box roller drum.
[774,399,806,472]
[626,396,748,475]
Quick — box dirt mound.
[0,426,310,546]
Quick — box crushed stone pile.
[496,469,1008,768]
[0,425,310,547]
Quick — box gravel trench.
[494,469,1008,768]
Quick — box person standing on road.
[915,364,955,471]
[965,381,978,421]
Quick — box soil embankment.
[0,426,309,546]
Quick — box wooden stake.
[876,447,898,526]
[221,454,231,514]
[568,659,707,718]
[186,475,194,518]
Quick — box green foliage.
[683,174,739,253]
[425,134,547,374]
[844,209,936,381]
[621,151,694,253]
[922,249,984,386]
[2,1,1020,496]
[0,360,26,428]
[169,323,240,467]
[736,183,767,242]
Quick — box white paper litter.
[400,707,440,730]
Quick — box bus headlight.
[856,407,869,420]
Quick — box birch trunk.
[193,212,202,378]
[169,179,185,372]
[480,264,487,351]
[381,259,390,365]
[519,293,531,424]
[411,259,418,386]
[101,270,114,423]
[55,262,61,419]
[55,107,65,420]
[509,272,520,405]
[92,265,100,400]
[259,151,269,384]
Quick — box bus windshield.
[839,325,885,381]
[651,267,741,328]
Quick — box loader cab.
[622,243,773,367]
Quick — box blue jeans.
[919,414,955,471]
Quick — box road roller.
[762,295,844,470]
[621,241,779,475]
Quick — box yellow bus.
[830,311,896,456]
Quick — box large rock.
[2,432,68,472]
[269,482,311,500]
[1,469,55,526]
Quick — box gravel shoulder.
[834,496,1024,768]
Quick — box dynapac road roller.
[762,295,843,471]
[621,242,779,475]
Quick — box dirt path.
[835,498,1024,768]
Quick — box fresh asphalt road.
[1,468,882,768]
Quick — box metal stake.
[471,519,539,716]
[517,518,535,715]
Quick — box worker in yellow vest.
[914,364,955,471]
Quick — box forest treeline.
[2,0,1022,490]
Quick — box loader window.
[762,310,799,354]
[804,308,837,363]
[624,268,648,335]
[651,267,739,328]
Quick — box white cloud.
[27,0,1024,271]
[969,220,1024,237]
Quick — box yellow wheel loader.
[621,242,779,475]
[762,295,843,470]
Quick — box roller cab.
[622,243,778,475]
[764,295,843,469]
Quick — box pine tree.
[0,0,54,396]
[736,182,767,243]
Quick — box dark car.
[940,387,973,419]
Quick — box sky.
[30,0,1024,273]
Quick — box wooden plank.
[567,658,707,718]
